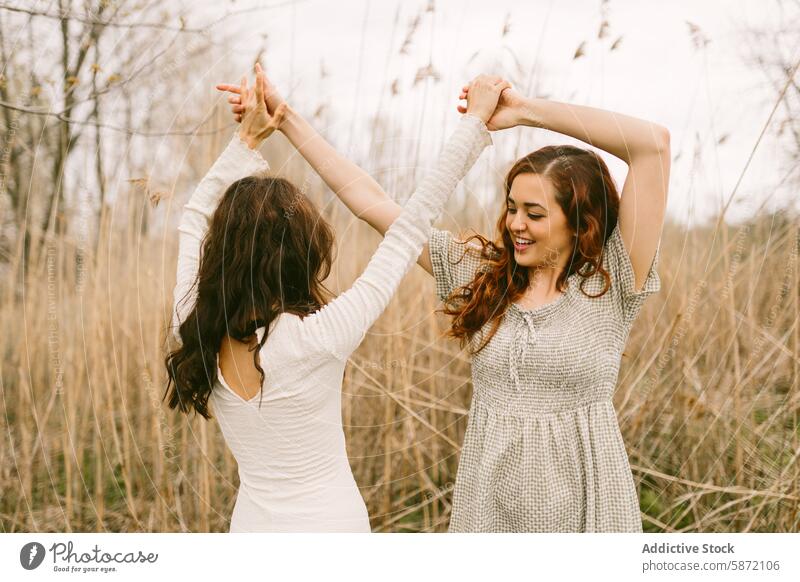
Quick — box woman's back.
[212,314,370,532]
[218,332,262,401]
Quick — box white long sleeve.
[171,134,270,344]
[297,114,492,360]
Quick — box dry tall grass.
[1,108,797,532]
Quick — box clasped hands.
[230,63,287,150]
[218,64,529,147]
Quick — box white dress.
[171,116,492,532]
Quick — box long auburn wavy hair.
[441,144,620,354]
[164,175,335,419]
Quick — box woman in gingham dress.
[427,78,669,531]
[220,74,670,532]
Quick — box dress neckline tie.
[509,313,539,392]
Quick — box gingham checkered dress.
[428,222,661,532]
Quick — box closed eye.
[507,207,543,220]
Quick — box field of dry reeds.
[2,113,798,531]
[1,1,798,534]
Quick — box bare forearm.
[280,106,400,235]
[518,97,669,164]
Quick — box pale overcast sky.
[172,0,799,227]
[24,0,790,363]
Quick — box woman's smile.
[512,235,536,252]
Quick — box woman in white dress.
[164,65,507,532]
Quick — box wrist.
[466,108,490,124]
[462,112,489,130]
[518,96,544,128]
[238,129,262,150]
[279,104,301,136]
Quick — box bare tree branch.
[0,99,235,136]
[0,2,205,32]
[0,0,308,33]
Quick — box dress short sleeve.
[602,221,662,327]
[428,227,491,303]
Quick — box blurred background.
[0,0,798,532]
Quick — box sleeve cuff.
[229,132,271,172]
[461,114,493,148]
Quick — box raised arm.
[280,107,402,237]
[172,68,283,344]
[461,80,670,292]
[303,113,493,360]
[295,76,506,360]
[217,75,430,271]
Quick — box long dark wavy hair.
[164,175,335,419]
[441,145,620,354]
